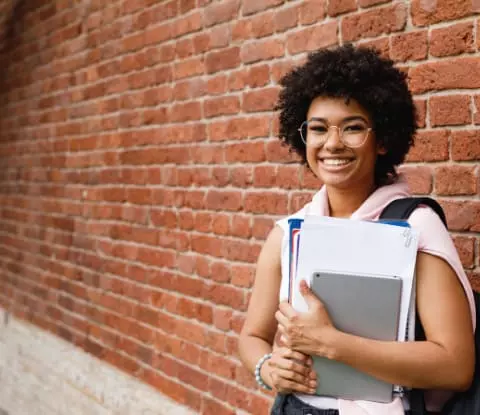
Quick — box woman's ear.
[377,144,387,155]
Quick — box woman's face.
[304,96,383,191]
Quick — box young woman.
[238,45,475,415]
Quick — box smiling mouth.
[320,158,354,166]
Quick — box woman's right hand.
[262,347,317,394]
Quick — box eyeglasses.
[298,120,372,148]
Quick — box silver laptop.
[309,270,402,403]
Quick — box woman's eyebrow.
[308,116,368,123]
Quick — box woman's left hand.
[275,280,337,357]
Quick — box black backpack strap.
[379,197,447,228]
[380,197,448,415]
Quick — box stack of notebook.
[288,216,418,403]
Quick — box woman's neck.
[326,183,376,218]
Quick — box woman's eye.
[344,124,366,132]
[309,125,328,133]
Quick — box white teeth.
[322,159,351,166]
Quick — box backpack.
[379,197,480,415]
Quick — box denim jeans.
[270,394,414,415]
[270,395,339,415]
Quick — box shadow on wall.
[0,0,55,107]
[0,0,27,89]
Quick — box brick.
[206,190,243,211]
[203,96,240,118]
[275,6,299,32]
[189,144,224,164]
[206,284,245,309]
[473,96,480,124]
[405,130,449,162]
[210,25,231,49]
[242,87,279,112]
[342,3,406,42]
[286,21,338,54]
[173,78,205,101]
[247,65,270,88]
[328,0,357,16]
[240,39,284,63]
[299,0,327,24]
[206,47,241,74]
[207,116,270,141]
[225,142,265,162]
[175,38,194,59]
[277,165,301,189]
[227,68,248,91]
[435,166,477,195]
[414,99,427,128]
[289,191,314,213]
[212,308,233,331]
[390,31,428,62]
[180,0,196,14]
[172,11,203,38]
[430,22,474,57]
[204,0,240,27]
[253,165,277,187]
[244,192,289,214]
[451,130,480,161]
[271,60,298,83]
[429,95,471,127]
[265,139,301,163]
[231,19,252,42]
[202,397,235,415]
[398,165,432,195]
[212,214,230,235]
[192,33,210,54]
[206,74,227,95]
[145,23,171,45]
[242,0,283,16]
[170,101,202,122]
[452,236,475,268]
[251,11,275,38]
[231,264,255,287]
[408,57,480,94]
[411,0,476,26]
[174,57,204,80]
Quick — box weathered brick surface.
[0,1,478,414]
[390,31,428,62]
[429,22,474,57]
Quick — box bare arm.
[238,226,282,369]
[278,252,475,390]
[238,226,316,394]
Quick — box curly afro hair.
[276,44,417,186]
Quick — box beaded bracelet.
[254,353,272,390]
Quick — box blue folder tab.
[376,219,411,228]
[288,218,303,303]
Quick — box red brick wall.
[0,1,478,414]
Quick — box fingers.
[269,348,317,395]
[278,301,297,319]
[272,370,317,394]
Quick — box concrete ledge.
[0,307,195,415]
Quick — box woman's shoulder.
[407,203,451,243]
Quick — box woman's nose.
[323,126,345,150]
